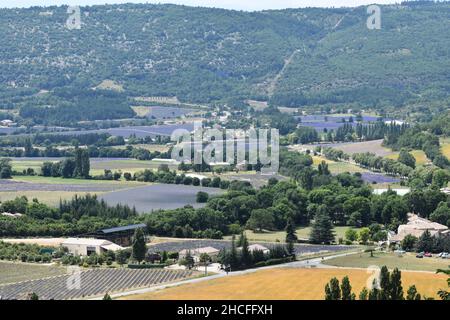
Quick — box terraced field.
[0,268,196,300]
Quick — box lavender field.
[147,239,350,256]
[98,184,225,213]
[296,115,394,132]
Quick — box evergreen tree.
[240,233,252,267]
[27,292,39,300]
[436,269,450,300]
[131,228,146,264]
[181,250,195,270]
[73,148,83,178]
[398,149,416,168]
[406,285,421,300]
[359,287,369,300]
[324,277,341,300]
[81,149,90,178]
[103,293,112,300]
[341,276,353,300]
[379,266,390,300]
[416,230,434,253]
[390,268,404,300]
[310,205,335,244]
[368,279,380,300]
[230,235,239,269]
[285,218,298,243]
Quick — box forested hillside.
[0,1,449,113]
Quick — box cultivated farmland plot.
[144,106,195,119]
[221,173,287,188]
[360,172,400,184]
[147,239,350,256]
[316,139,394,157]
[0,262,67,286]
[98,184,225,213]
[0,268,196,300]
[51,123,195,139]
[296,115,393,132]
[0,179,132,193]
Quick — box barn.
[84,223,147,247]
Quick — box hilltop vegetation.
[0,1,449,122]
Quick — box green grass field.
[324,251,450,272]
[312,156,367,174]
[0,261,66,285]
[224,226,361,243]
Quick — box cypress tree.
[132,228,146,264]
[240,233,251,267]
[390,268,404,300]
[341,276,353,300]
[379,266,390,300]
[310,205,334,244]
[81,149,90,178]
[285,218,298,243]
[230,235,239,269]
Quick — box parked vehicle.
[424,252,433,257]
[416,253,424,258]
[438,252,449,259]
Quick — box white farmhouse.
[61,238,123,256]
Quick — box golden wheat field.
[121,268,448,300]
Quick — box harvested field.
[0,268,196,300]
[0,261,67,286]
[327,161,367,174]
[132,106,195,119]
[441,138,450,159]
[325,140,394,157]
[122,268,447,300]
[98,184,225,213]
[147,239,350,256]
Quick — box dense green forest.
[0,1,449,120]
